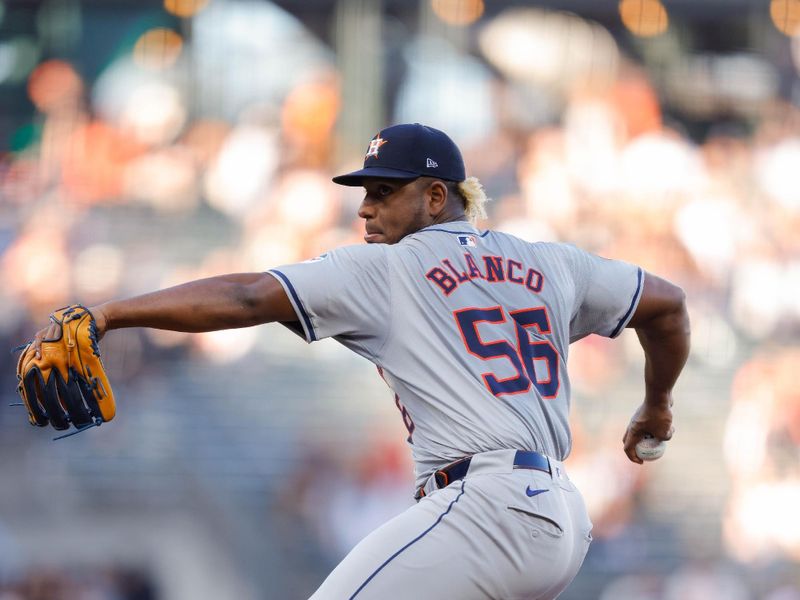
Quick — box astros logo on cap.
[365,136,387,159]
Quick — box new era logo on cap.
[426,158,438,168]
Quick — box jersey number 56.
[454,306,560,398]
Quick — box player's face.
[358,178,430,244]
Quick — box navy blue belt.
[415,450,551,501]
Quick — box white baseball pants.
[309,450,593,600]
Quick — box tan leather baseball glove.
[15,304,115,437]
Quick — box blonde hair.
[457,176,490,223]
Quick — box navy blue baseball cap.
[332,123,466,186]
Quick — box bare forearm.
[637,310,690,402]
[94,272,295,334]
[621,272,689,461]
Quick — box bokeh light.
[0,36,40,84]
[164,0,210,18]
[204,125,279,219]
[195,327,258,363]
[124,147,198,213]
[61,121,142,203]
[2,230,71,308]
[282,79,340,141]
[619,0,669,37]
[756,136,800,209]
[119,81,187,146]
[563,96,622,194]
[191,1,333,119]
[770,0,800,36]
[674,198,746,284]
[431,0,484,26]
[730,259,785,339]
[133,28,183,71]
[617,131,700,200]
[479,9,619,91]
[182,119,230,166]
[27,59,83,113]
[243,225,303,269]
[726,482,800,562]
[74,244,125,300]
[274,170,337,233]
[282,76,340,167]
[663,53,779,119]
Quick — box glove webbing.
[9,344,103,441]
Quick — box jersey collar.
[419,220,482,235]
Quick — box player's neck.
[430,211,469,227]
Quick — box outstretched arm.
[32,272,296,356]
[622,272,690,464]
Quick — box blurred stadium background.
[0,0,799,598]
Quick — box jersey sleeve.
[267,244,391,359]
[561,244,644,343]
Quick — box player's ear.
[426,179,448,217]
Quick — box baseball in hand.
[635,433,667,461]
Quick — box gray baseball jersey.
[269,221,643,487]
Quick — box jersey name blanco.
[270,221,643,486]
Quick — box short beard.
[397,199,429,242]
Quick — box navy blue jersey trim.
[269,269,317,342]
[424,227,490,237]
[349,481,467,599]
[610,267,644,338]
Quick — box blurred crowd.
[0,567,156,600]
[0,0,799,598]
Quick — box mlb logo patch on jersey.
[458,235,477,247]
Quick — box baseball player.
[25,124,689,599]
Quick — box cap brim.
[332,166,420,186]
